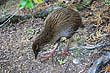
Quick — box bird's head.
[32,40,40,59]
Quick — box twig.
[0,60,9,63]
[69,43,105,50]
[0,10,18,27]
[87,55,110,73]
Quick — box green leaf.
[19,0,34,9]
[82,0,92,6]
[19,0,27,9]
[73,52,79,57]
[77,0,92,10]
[28,30,35,34]
[39,0,43,3]
[77,4,84,10]
[103,0,110,5]
[20,0,27,6]
[18,5,25,9]
[26,0,34,9]
[77,48,81,51]
[33,0,43,4]
[58,59,66,64]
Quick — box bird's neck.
[35,30,53,47]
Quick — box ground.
[0,0,110,73]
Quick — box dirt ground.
[0,0,110,73]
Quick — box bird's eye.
[63,1,66,3]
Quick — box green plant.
[73,52,79,57]
[28,30,35,34]
[19,0,34,9]
[18,0,43,9]
[77,0,92,10]
[77,48,81,51]
[81,0,92,6]
[58,59,66,65]
[103,0,110,6]
[33,0,43,5]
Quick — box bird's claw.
[41,54,53,60]
[58,51,69,55]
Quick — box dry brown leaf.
[89,55,99,58]
[103,48,110,51]
[105,65,110,72]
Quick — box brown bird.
[32,7,84,59]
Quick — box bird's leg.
[42,43,59,60]
[58,39,70,55]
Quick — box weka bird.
[32,8,84,59]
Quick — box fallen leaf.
[89,55,99,58]
[85,14,89,18]
[105,65,110,72]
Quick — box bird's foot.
[58,39,71,56]
[58,51,70,56]
[42,43,59,60]
[42,54,53,60]
[58,51,71,59]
